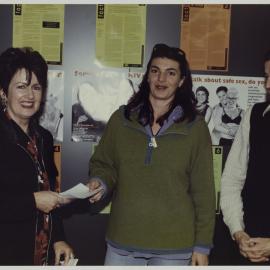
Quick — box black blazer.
[0,112,65,265]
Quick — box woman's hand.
[191,252,209,265]
[54,241,74,265]
[58,196,74,205]
[233,230,251,258]
[86,179,104,203]
[34,191,61,213]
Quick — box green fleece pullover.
[89,107,215,252]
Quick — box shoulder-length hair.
[195,86,209,104]
[124,43,196,126]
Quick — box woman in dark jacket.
[0,47,73,265]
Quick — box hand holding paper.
[60,258,79,266]
[86,179,104,203]
[59,183,103,204]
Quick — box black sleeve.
[0,142,37,222]
[51,208,66,242]
[41,127,66,243]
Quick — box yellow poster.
[13,4,64,64]
[54,144,61,192]
[180,4,231,71]
[96,4,146,68]
[212,146,223,214]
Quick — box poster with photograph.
[193,74,265,211]
[192,74,265,145]
[39,70,64,142]
[71,69,135,142]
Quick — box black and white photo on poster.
[192,74,265,145]
[39,70,64,142]
[71,69,135,142]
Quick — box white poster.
[192,74,265,145]
[127,71,144,93]
[39,70,64,142]
[71,69,135,142]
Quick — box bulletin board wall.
[1,4,270,265]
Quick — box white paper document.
[60,258,79,266]
[60,183,102,199]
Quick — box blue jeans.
[104,245,191,266]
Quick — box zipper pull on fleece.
[150,137,158,148]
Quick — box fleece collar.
[119,105,196,136]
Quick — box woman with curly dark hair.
[87,43,215,266]
[0,47,73,265]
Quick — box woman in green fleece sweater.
[87,43,215,266]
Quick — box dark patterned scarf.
[26,136,51,265]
